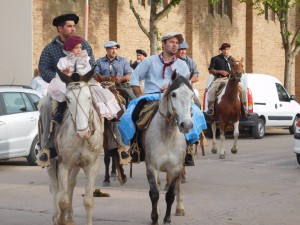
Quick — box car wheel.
[289,116,299,135]
[252,118,265,139]
[297,154,300,166]
[26,136,38,166]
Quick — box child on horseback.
[48,35,121,124]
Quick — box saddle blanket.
[118,94,207,146]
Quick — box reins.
[66,82,95,138]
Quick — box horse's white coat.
[143,75,194,225]
[47,82,104,225]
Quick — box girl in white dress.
[48,35,121,123]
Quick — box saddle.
[129,99,159,163]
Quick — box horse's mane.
[164,75,193,98]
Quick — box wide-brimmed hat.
[219,43,231,50]
[104,41,120,48]
[178,41,189,50]
[63,35,83,51]
[53,13,79,26]
[161,32,184,44]
[136,49,147,57]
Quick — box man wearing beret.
[130,49,147,69]
[37,14,95,163]
[94,41,136,103]
[207,43,250,117]
[39,13,95,83]
[130,32,190,97]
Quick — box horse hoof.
[163,216,171,224]
[110,171,116,178]
[102,181,111,187]
[211,148,217,154]
[175,208,185,216]
[219,154,225,159]
[231,148,238,154]
[181,177,187,183]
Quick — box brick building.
[31,0,299,100]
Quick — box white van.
[203,73,300,139]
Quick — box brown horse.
[210,58,244,159]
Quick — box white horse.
[47,68,104,225]
[143,71,194,225]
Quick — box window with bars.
[208,0,232,19]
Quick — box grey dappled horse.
[47,68,104,225]
[143,71,194,225]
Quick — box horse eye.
[171,93,176,98]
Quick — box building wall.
[31,0,299,100]
[0,0,33,85]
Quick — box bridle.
[66,82,95,135]
[158,75,194,126]
[229,61,243,81]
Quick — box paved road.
[0,128,299,225]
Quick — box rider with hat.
[206,43,250,118]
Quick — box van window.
[275,83,289,102]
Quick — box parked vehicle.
[203,73,300,139]
[0,85,41,165]
[293,119,300,165]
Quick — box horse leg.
[103,149,111,186]
[147,166,160,225]
[164,171,181,224]
[211,122,217,154]
[111,148,127,185]
[181,164,187,183]
[66,167,80,223]
[219,121,226,159]
[231,121,239,154]
[57,163,69,225]
[47,158,59,225]
[175,172,185,216]
[83,155,101,225]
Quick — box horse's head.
[57,67,95,140]
[230,57,244,80]
[163,70,194,133]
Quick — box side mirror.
[290,95,296,101]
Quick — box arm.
[38,46,56,83]
[132,86,143,97]
[208,57,228,76]
[115,59,132,83]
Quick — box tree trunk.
[284,50,294,94]
[149,1,158,55]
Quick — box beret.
[104,41,120,48]
[161,32,184,44]
[63,35,83,51]
[53,14,79,26]
[219,43,231,50]
[136,49,147,57]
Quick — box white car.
[0,85,41,165]
[293,119,300,165]
[203,73,300,139]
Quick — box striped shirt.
[38,36,95,83]
[95,56,132,77]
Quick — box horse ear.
[81,66,96,83]
[231,56,236,63]
[56,67,72,85]
[240,57,244,63]
[171,70,178,81]
[189,69,194,81]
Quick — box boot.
[52,101,67,124]
[242,102,251,118]
[206,101,215,116]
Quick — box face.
[162,37,179,56]
[176,48,187,59]
[71,43,82,57]
[106,46,118,59]
[58,20,76,41]
[137,53,145,61]
[221,47,230,57]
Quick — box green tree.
[129,0,181,55]
[239,0,300,93]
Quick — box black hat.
[136,49,147,57]
[52,14,79,26]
